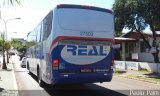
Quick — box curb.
[11,64,18,90]
[0,63,19,96]
[12,64,20,96]
[114,75,160,84]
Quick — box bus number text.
[80,32,93,36]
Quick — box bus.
[26,4,114,87]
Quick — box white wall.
[126,61,139,70]
[157,37,160,61]
[114,61,125,70]
[158,64,160,74]
[137,38,154,62]
[115,60,160,74]
[139,62,157,72]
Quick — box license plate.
[80,68,92,73]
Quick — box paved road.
[12,55,160,96]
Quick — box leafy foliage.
[113,0,160,33]
[0,0,21,6]
[10,38,26,53]
[113,0,160,62]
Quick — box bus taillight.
[53,59,59,67]
[111,59,114,65]
[111,59,115,69]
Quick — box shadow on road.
[114,70,127,74]
[44,84,126,96]
[0,69,12,72]
[144,72,160,79]
[29,73,126,96]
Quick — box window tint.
[36,24,41,42]
[27,30,37,47]
[27,11,53,46]
[42,11,53,40]
[57,9,114,32]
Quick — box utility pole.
[2,32,7,69]
[0,6,20,69]
[0,6,7,70]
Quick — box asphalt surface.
[1,54,160,96]
[11,55,160,96]
[14,61,126,96]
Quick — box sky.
[0,0,115,40]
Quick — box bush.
[139,68,148,72]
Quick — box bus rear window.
[57,8,114,32]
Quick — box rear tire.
[37,67,45,87]
[27,63,31,75]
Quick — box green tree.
[11,39,19,49]
[113,0,160,63]
[11,38,26,53]
[0,0,21,6]
[4,41,11,63]
[0,34,7,69]
[0,0,22,70]
[0,38,11,69]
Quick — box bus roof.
[56,4,113,14]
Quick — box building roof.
[122,32,152,39]
[114,37,136,41]
[114,31,151,44]
[114,37,137,44]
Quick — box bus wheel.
[27,63,31,75]
[37,67,45,87]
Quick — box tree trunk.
[2,43,7,70]
[137,31,151,49]
[137,29,159,63]
[150,23,159,63]
[7,49,9,64]
[153,53,159,63]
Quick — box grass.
[122,74,160,84]
[113,70,120,74]
[113,69,127,75]
[114,72,160,84]
[139,68,149,72]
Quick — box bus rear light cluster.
[111,59,115,65]
[53,59,59,67]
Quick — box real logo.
[67,45,109,56]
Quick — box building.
[114,31,157,62]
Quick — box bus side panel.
[40,36,54,84]
[28,47,38,76]
[50,45,60,84]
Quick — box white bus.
[26,4,114,87]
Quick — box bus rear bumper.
[53,71,113,84]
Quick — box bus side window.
[42,11,53,41]
[27,30,36,47]
[36,24,41,43]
